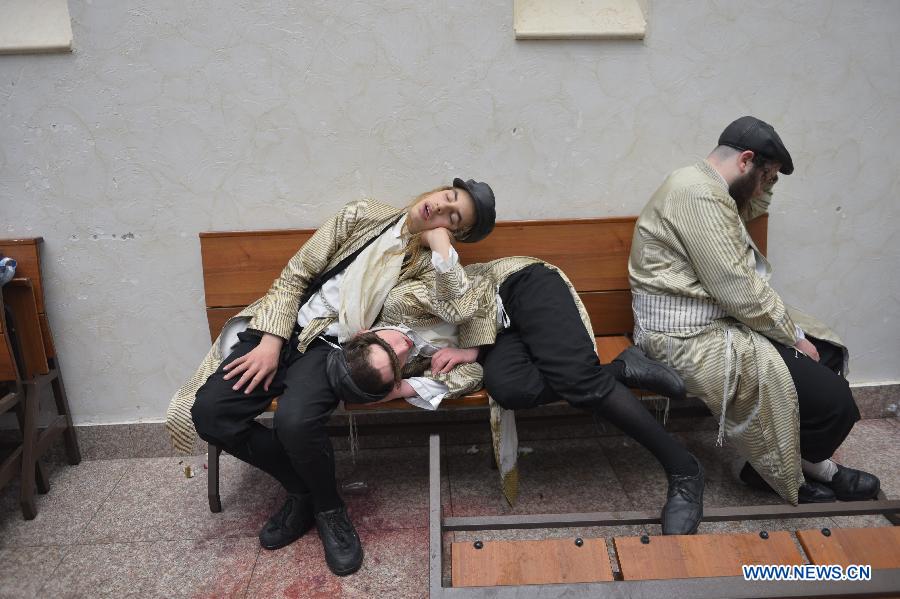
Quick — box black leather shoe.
[259,493,315,550]
[798,481,837,503]
[662,455,704,535]
[739,462,836,504]
[315,506,363,576]
[614,346,687,401]
[825,465,880,501]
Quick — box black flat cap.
[718,116,794,175]
[452,178,496,243]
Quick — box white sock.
[801,458,839,483]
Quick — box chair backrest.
[0,286,19,383]
[0,238,55,359]
[1,279,49,380]
[198,215,768,341]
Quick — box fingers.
[232,368,256,392]
[443,357,463,373]
[222,354,248,380]
[263,371,276,392]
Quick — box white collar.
[391,213,409,239]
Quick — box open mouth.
[422,203,431,220]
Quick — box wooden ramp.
[614,531,803,580]
[798,526,900,570]
[451,537,614,587]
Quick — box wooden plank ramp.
[614,532,803,580]
[798,526,900,570]
[451,537,614,587]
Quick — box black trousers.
[772,337,859,463]
[482,264,619,410]
[191,327,343,511]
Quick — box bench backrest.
[199,215,768,341]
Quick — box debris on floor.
[466,445,480,455]
[184,465,194,478]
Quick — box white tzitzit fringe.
[717,327,740,446]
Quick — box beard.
[728,170,763,213]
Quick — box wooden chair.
[0,276,80,519]
[0,284,41,517]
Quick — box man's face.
[729,159,780,208]
[365,328,413,387]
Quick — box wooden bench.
[198,215,769,399]
[198,214,770,511]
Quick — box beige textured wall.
[1,1,898,424]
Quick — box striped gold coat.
[166,199,485,454]
[629,161,845,505]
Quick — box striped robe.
[628,161,846,505]
[166,199,483,454]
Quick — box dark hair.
[341,332,402,395]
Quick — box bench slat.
[451,537,613,587]
[614,531,802,580]
[797,527,900,570]
[455,218,636,292]
[201,230,315,308]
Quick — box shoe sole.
[325,549,364,576]
[259,522,315,551]
[834,481,881,502]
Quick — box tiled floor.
[1,418,897,598]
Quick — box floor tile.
[0,460,128,548]
[334,446,449,532]
[832,419,900,497]
[826,514,894,528]
[40,537,259,599]
[76,454,282,544]
[246,527,428,598]
[445,438,634,518]
[0,545,68,599]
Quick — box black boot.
[739,462,836,503]
[315,506,363,576]
[614,346,687,401]
[824,464,880,501]
[259,493,316,550]
[662,455,704,535]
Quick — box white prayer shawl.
[337,215,408,342]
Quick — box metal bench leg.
[208,444,222,513]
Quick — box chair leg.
[49,359,81,465]
[35,461,50,494]
[20,381,39,520]
[208,445,222,513]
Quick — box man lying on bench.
[331,256,705,535]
